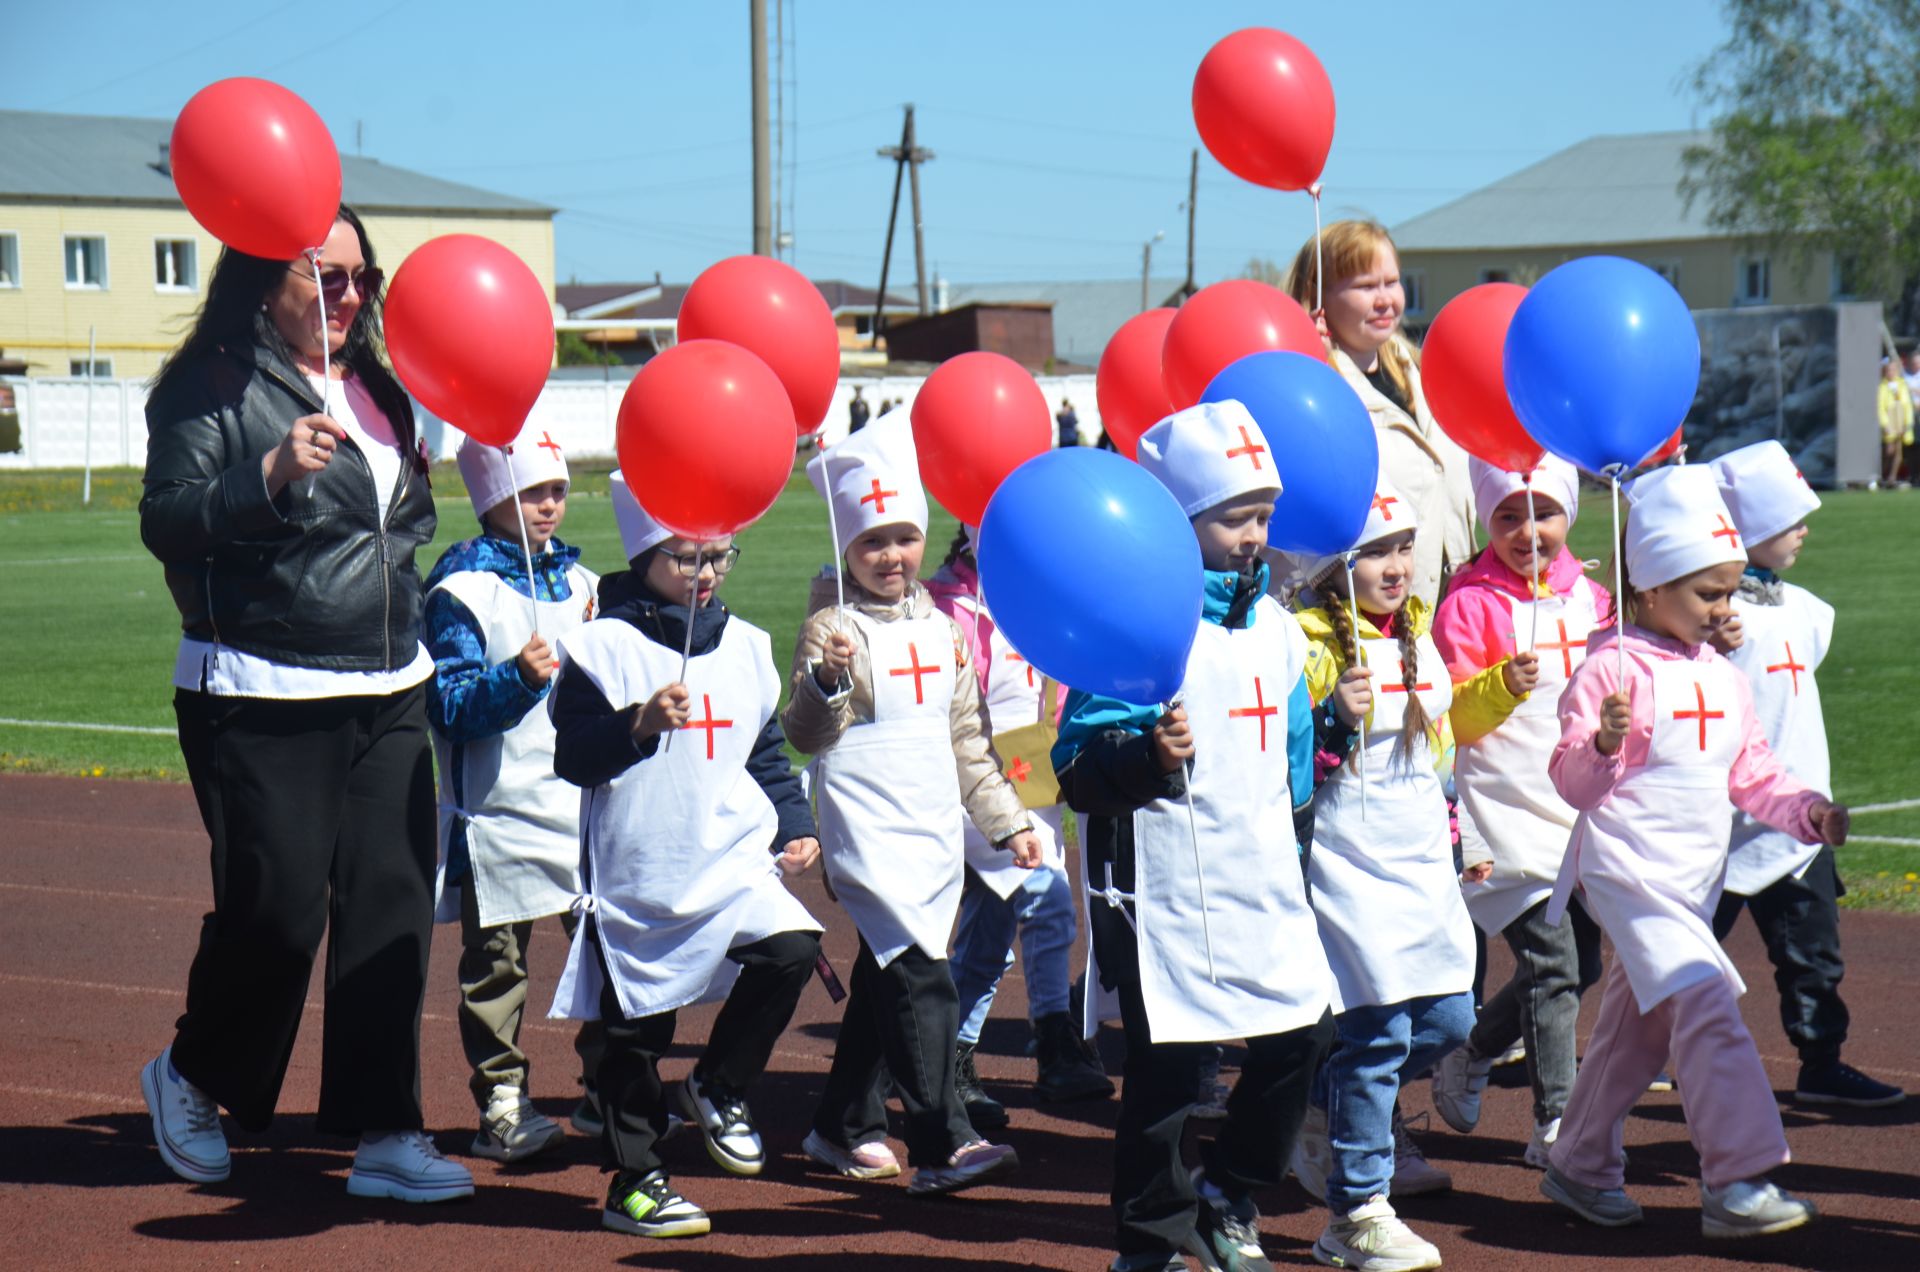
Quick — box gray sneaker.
[1700,1177,1817,1238]
[1541,1165,1642,1227]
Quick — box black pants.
[1712,845,1850,1066]
[597,928,820,1175]
[1090,899,1335,1256]
[813,938,976,1167]
[170,685,438,1135]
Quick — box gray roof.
[945,278,1184,363]
[1393,131,1716,251]
[0,109,553,215]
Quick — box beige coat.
[1331,344,1478,606]
[784,573,1031,847]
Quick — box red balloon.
[1641,426,1686,467]
[171,78,342,259]
[678,255,841,436]
[911,352,1052,526]
[1192,28,1335,192]
[616,340,795,540]
[1096,308,1179,461]
[385,235,556,447]
[1421,283,1544,473]
[1162,280,1324,407]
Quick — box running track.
[1,773,1914,1270]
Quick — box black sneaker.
[603,1169,710,1238]
[1186,1169,1274,1272]
[1034,1011,1115,1102]
[1794,1061,1906,1108]
[954,1042,1008,1131]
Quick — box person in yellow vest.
[1877,357,1913,487]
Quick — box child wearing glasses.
[424,436,603,1165]
[546,471,823,1240]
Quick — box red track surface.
[2,772,1915,1270]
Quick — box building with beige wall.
[1392,131,1881,330]
[0,110,554,380]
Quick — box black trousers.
[813,938,976,1167]
[1089,899,1335,1256]
[597,928,820,1176]
[170,685,438,1135]
[1713,844,1850,1065]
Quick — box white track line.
[1852,798,1920,815]
[0,1082,134,1108]
[0,716,173,736]
[0,880,202,905]
[0,554,150,567]
[1850,835,1920,848]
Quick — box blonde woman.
[1286,221,1477,606]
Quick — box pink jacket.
[924,558,1067,725]
[1549,624,1822,842]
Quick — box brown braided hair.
[1323,571,1430,764]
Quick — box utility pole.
[749,0,771,255]
[1182,147,1198,302]
[1141,231,1164,314]
[872,104,935,342]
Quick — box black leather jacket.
[140,342,436,672]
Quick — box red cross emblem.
[1371,492,1399,521]
[1006,756,1033,783]
[1380,660,1433,694]
[1671,681,1725,751]
[1537,619,1582,678]
[1005,650,1035,688]
[1710,514,1742,548]
[682,694,734,760]
[536,431,563,461]
[859,479,899,513]
[1227,676,1279,751]
[889,642,940,705]
[1224,424,1267,472]
[1766,643,1807,696]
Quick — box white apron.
[1457,584,1598,935]
[948,594,1068,898]
[1724,585,1832,895]
[1120,598,1332,1043]
[816,609,967,968]
[1548,656,1747,1012]
[548,614,819,1021]
[1309,632,1475,1013]
[430,565,597,927]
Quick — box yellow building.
[1392,131,1881,328]
[0,109,555,380]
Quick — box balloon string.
[303,248,330,501]
[1607,467,1626,688]
[820,449,847,615]
[504,444,540,638]
[662,546,704,756]
[1182,775,1217,984]
[1525,474,1541,652]
[1310,184,1325,316]
[1343,553,1367,821]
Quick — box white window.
[1647,260,1682,289]
[154,238,197,291]
[1402,269,1427,316]
[64,235,108,289]
[0,233,18,288]
[1735,255,1770,304]
[69,357,113,377]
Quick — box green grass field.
[1,465,1913,907]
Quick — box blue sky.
[3,1,1732,289]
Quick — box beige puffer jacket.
[783,572,1031,847]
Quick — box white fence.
[0,372,1104,470]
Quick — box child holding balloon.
[1284,475,1476,1272]
[546,472,825,1239]
[1539,464,1846,1239]
[784,413,1039,1196]
[1428,456,1610,1167]
[1054,400,1334,1272]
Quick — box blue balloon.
[1503,255,1700,474]
[1200,351,1379,555]
[977,448,1201,704]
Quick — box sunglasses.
[286,263,384,302]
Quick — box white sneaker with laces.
[1390,1110,1451,1196]
[348,1130,475,1202]
[677,1071,764,1175]
[1700,1176,1817,1238]
[141,1046,230,1184]
[472,1085,565,1163]
[1290,1103,1331,1202]
[1431,1045,1493,1133]
[1313,1195,1442,1271]
[1524,1117,1560,1169]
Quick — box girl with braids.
[1282,476,1477,1272]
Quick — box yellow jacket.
[1297,596,1456,775]
[1880,377,1915,444]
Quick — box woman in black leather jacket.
[137,205,473,1203]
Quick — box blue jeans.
[950,864,1077,1044]
[1312,991,1475,1211]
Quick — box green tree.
[556,329,622,367]
[1683,0,1920,329]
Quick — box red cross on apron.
[1537,618,1582,677]
[1005,650,1034,688]
[859,479,899,513]
[1224,425,1268,471]
[1379,658,1433,694]
[1227,676,1278,751]
[1006,756,1033,783]
[1671,681,1725,751]
[889,642,940,705]
[1766,642,1807,696]
[683,694,734,759]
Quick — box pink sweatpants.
[1550,956,1789,1191]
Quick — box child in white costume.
[425,436,602,1163]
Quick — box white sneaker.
[347,1130,475,1202]
[1314,1195,1441,1271]
[472,1085,565,1163]
[1291,1103,1331,1202]
[1390,1110,1451,1196]
[1431,1045,1493,1133]
[141,1046,230,1184]
[1700,1176,1817,1238]
[1524,1117,1560,1169]
[677,1071,764,1175]
[801,1128,901,1180]
[1492,1040,1527,1067]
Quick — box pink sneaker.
[801,1129,900,1180]
[907,1139,1020,1195]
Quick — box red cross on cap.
[1710,513,1742,548]
[859,478,899,514]
[536,431,563,461]
[1371,492,1399,521]
[1223,424,1267,472]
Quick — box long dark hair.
[152,204,412,431]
